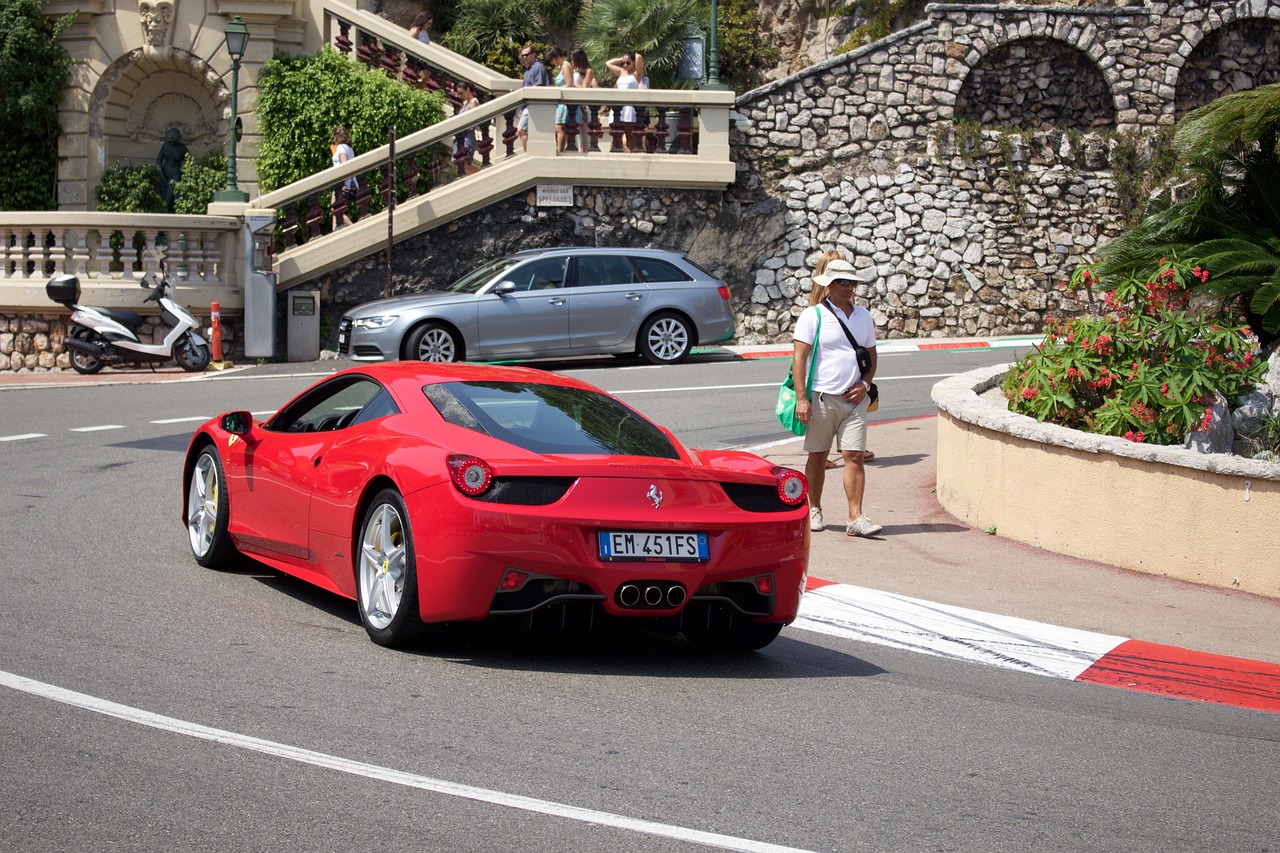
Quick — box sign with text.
[536,184,574,206]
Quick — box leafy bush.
[1004,258,1264,445]
[0,0,76,210]
[255,47,444,192]
[95,163,165,213]
[173,152,227,214]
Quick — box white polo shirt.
[792,303,877,395]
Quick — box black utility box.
[46,274,80,306]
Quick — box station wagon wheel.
[405,322,463,362]
[639,312,692,365]
[356,488,425,647]
[186,445,236,568]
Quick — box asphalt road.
[2,348,1277,851]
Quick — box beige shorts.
[803,390,868,454]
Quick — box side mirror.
[492,280,516,296]
[220,411,253,435]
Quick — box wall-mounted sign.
[536,184,574,206]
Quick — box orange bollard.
[210,301,223,362]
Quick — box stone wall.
[728,0,1280,343]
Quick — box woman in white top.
[330,125,357,226]
[605,51,645,153]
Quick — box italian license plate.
[599,531,709,562]
[338,332,347,347]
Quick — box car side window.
[268,377,386,433]
[629,257,693,283]
[575,255,635,288]
[505,257,569,292]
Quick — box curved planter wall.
[932,366,1280,600]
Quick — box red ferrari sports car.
[182,362,810,650]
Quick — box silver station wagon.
[337,247,736,365]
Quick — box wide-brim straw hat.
[813,258,859,288]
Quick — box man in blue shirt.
[518,44,551,152]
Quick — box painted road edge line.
[0,669,815,853]
[800,578,1280,713]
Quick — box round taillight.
[773,467,807,506]
[447,454,493,496]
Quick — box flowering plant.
[1004,258,1264,445]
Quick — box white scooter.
[46,266,211,375]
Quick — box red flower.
[1123,430,1146,443]
[1020,387,1038,401]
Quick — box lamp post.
[703,0,727,90]
[214,15,250,202]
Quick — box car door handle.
[547,298,566,306]
[623,293,642,301]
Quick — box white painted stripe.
[70,424,125,432]
[151,417,213,424]
[0,433,46,442]
[795,584,1127,680]
[613,374,959,395]
[0,669,814,853]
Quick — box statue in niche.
[139,0,175,60]
[157,127,188,212]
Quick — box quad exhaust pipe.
[618,582,686,609]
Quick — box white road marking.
[795,584,1126,680]
[70,424,125,432]
[0,433,46,442]
[151,416,213,424]
[612,373,959,395]
[0,669,815,853]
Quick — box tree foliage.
[1092,84,1280,340]
[0,0,76,210]
[254,48,444,192]
[575,0,705,90]
[714,0,780,88]
[442,0,575,74]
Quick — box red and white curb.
[798,579,1280,714]
[727,335,1043,360]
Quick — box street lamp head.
[224,15,249,62]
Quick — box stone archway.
[85,49,229,208]
[1175,17,1280,119]
[954,37,1116,131]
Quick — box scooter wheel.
[69,329,105,375]
[174,334,211,372]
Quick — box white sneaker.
[847,515,883,537]
[809,506,824,532]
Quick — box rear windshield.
[424,381,679,459]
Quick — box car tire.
[405,322,463,363]
[638,312,692,365]
[683,611,784,652]
[356,488,426,647]
[186,445,237,568]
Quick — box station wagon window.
[629,257,693,283]
[424,381,679,458]
[505,257,569,292]
[268,377,394,433]
[575,255,636,288]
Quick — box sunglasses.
[521,52,533,58]
[828,279,856,287]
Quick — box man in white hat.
[791,257,882,537]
